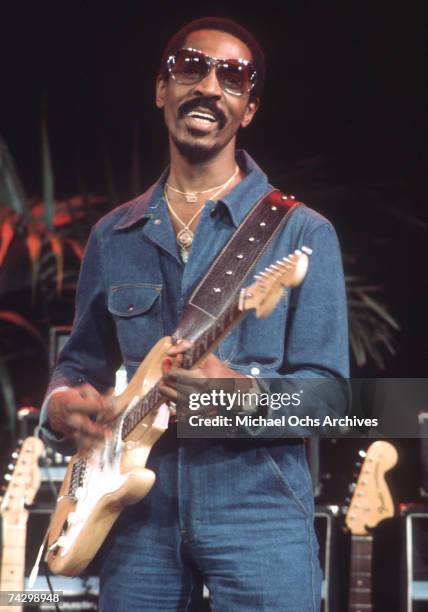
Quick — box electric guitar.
[0,437,44,611]
[345,440,398,611]
[46,248,310,576]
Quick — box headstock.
[0,437,44,527]
[345,440,398,535]
[239,247,311,319]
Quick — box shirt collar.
[113,150,270,231]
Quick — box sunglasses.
[166,48,257,97]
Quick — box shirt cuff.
[39,386,71,447]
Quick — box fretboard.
[1,522,26,611]
[122,293,242,439]
[348,534,373,612]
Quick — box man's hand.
[47,383,120,452]
[159,339,251,411]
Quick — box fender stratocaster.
[345,440,398,611]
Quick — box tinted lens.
[169,49,256,96]
[170,49,209,84]
[216,60,252,95]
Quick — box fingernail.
[163,358,172,372]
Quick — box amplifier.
[401,504,428,612]
[419,413,428,497]
[315,505,341,612]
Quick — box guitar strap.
[173,188,303,343]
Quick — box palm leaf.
[48,233,64,294]
[0,310,46,345]
[0,133,29,216]
[41,98,55,230]
[0,214,16,266]
[0,362,16,437]
[25,224,42,298]
[65,237,85,261]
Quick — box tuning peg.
[8,463,15,471]
[355,462,362,468]
[4,474,12,482]
[358,450,367,458]
[348,483,356,493]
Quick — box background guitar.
[345,440,398,612]
[0,437,44,612]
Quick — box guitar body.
[47,336,173,576]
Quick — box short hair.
[159,17,265,101]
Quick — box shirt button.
[154,219,162,225]
[77,376,85,384]
[127,304,134,312]
[250,367,260,376]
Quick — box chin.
[173,135,222,163]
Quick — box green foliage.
[347,276,400,369]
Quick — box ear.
[155,74,167,109]
[240,98,260,128]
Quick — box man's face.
[156,29,259,161]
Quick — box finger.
[167,367,208,383]
[68,413,106,439]
[167,338,194,356]
[64,393,107,416]
[159,382,178,402]
[98,396,122,423]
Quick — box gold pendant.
[177,227,194,249]
[180,247,189,263]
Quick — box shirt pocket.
[108,283,163,366]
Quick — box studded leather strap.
[173,189,302,343]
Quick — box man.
[40,17,349,611]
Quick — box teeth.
[187,111,216,122]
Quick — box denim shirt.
[40,150,349,451]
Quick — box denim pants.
[98,430,322,611]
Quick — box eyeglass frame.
[166,47,257,97]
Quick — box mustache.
[178,97,226,124]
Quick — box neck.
[168,140,239,192]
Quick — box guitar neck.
[181,295,242,369]
[121,294,242,439]
[348,534,373,611]
[1,521,27,597]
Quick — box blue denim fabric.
[98,430,322,612]
[39,150,349,610]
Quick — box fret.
[348,534,373,612]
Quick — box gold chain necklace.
[164,173,237,262]
[165,165,239,203]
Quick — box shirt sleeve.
[39,227,122,452]
[230,221,350,436]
